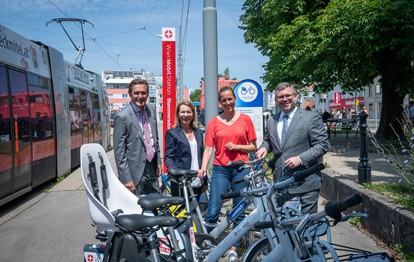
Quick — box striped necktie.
[281,114,289,144]
[140,110,154,162]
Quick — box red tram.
[0,24,110,206]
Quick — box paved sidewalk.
[0,134,396,261]
[323,134,404,184]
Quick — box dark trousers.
[276,189,320,214]
[135,158,160,195]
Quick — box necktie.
[140,110,154,162]
[281,114,289,145]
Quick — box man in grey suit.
[113,79,162,195]
[256,82,330,213]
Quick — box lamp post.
[358,110,371,184]
[375,84,381,130]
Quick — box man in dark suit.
[113,79,162,195]
[256,82,330,213]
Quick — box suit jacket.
[113,103,161,186]
[261,108,330,194]
[165,127,203,171]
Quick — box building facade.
[103,69,162,119]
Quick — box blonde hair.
[173,100,196,129]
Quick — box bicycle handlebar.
[294,163,325,181]
[227,158,268,168]
[254,194,363,230]
[222,163,324,200]
[254,220,274,230]
[325,194,362,221]
[227,160,245,167]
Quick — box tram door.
[80,90,91,145]
[69,87,82,169]
[9,69,32,192]
[0,66,13,199]
[27,73,56,187]
[92,93,101,144]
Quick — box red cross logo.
[164,30,173,39]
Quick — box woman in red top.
[199,86,257,260]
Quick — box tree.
[218,67,237,80]
[240,0,414,139]
[190,89,201,102]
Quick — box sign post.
[162,27,176,171]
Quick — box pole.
[203,0,218,125]
[358,111,371,183]
[178,12,184,102]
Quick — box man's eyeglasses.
[276,94,294,100]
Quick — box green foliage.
[240,0,414,93]
[376,113,414,183]
[348,211,362,227]
[364,183,414,211]
[190,89,201,102]
[240,0,414,138]
[389,243,412,261]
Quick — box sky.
[0,0,268,90]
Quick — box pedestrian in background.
[165,100,206,200]
[361,105,369,116]
[256,82,330,214]
[113,79,162,195]
[198,86,257,261]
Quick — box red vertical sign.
[162,27,176,171]
[334,92,342,105]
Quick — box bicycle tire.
[242,238,272,262]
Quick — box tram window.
[27,73,54,140]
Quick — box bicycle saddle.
[167,168,198,179]
[115,214,178,231]
[138,193,184,211]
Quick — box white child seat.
[80,143,142,234]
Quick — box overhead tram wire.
[183,0,191,84]
[177,0,191,99]
[47,0,124,71]
[46,0,169,71]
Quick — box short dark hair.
[275,82,297,95]
[128,79,149,94]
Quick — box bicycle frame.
[204,187,276,262]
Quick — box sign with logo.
[162,27,176,171]
[234,79,264,145]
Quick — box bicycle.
[81,144,191,262]
[200,162,325,261]
[243,193,394,261]
[155,157,277,261]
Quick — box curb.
[320,169,414,253]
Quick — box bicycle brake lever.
[340,212,368,222]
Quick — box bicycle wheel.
[242,238,272,262]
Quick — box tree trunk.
[375,49,406,140]
[375,84,404,139]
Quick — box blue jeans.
[205,165,249,233]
